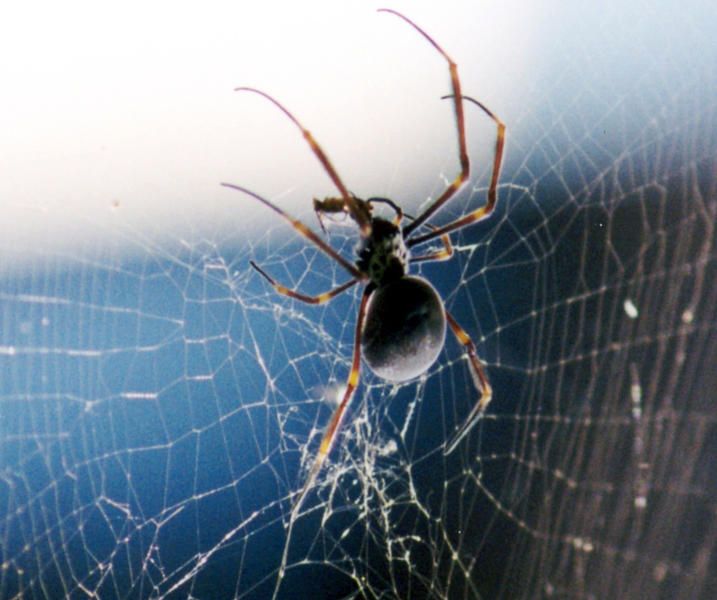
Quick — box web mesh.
[1,2,716,599]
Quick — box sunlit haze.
[0,0,537,268]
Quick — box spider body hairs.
[222,8,506,515]
[354,212,408,287]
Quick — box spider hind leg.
[291,285,374,516]
[444,311,492,454]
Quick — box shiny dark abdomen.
[361,276,446,382]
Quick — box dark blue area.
[1,151,714,599]
[0,168,573,599]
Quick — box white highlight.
[624,299,639,319]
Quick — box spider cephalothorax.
[356,216,409,286]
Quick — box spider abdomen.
[361,276,446,382]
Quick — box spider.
[222,8,505,514]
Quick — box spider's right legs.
[378,9,470,239]
[408,226,453,263]
[407,95,505,248]
[443,310,492,455]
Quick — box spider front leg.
[444,310,492,455]
[378,8,470,239]
[222,183,363,279]
[292,285,374,516]
[233,87,372,235]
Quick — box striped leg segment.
[408,95,505,248]
[444,310,492,454]
[292,285,374,516]
[233,87,372,235]
[250,261,358,305]
[409,228,453,263]
[378,8,470,239]
[221,183,363,280]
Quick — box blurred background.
[1,1,715,598]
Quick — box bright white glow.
[0,0,537,269]
[624,299,639,319]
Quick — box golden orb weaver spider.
[222,8,505,515]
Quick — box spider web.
[1,1,716,599]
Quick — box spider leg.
[407,95,506,248]
[401,214,453,262]
[444,310,492,455]
[378,9,470,239]
[292,284,374,516]
[409,229,453,263]
[366,197,404,225]
[250,260,358,305]
[234,87,372,235]
[221,183,363,280]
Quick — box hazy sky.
[0,0,539,267]
[2,0,711,269]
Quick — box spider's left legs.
[250,261,358,305]
[443,310,492,455]
[221,183,363,280]
[233,87,372,234]
[292,284,374,517]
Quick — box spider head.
[356,217,409,286]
